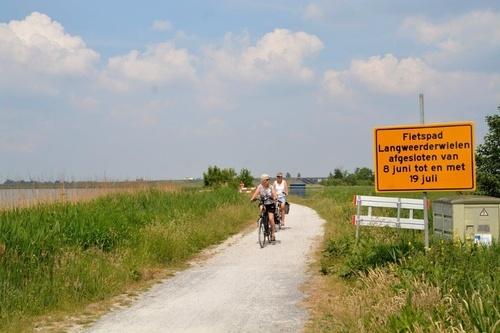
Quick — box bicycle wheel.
[275,207,281,230]
[258,218,266,248]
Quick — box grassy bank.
[0,187,255,332]
[298,186,499,332]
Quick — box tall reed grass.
[0,181,180,210]
[299,186,499,333]
[0,187,254,332]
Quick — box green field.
[1,184,498,332]
[297,186,499,333]
[0,187,254,332]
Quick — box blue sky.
[1,1,499,181]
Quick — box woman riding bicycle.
[273,172,288,227]
[250,174,278,241]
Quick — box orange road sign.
[374,122,475,192]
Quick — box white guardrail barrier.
[352,195,425,233]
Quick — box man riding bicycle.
[250,174,278,241]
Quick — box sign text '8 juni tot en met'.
[374,122,475,192]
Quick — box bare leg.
[280,202,286,226]
[268,212,276,240]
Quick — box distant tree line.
[203,165,375,188]
[1,179,69,188]
[0,179,166,189]
[203,166,254,188]
[321,167,374,186]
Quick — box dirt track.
[85,203,325,333]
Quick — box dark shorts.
[263,203,276,214]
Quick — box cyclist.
[250,174,278,241]
[273,172,288,227]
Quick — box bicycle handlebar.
[251,196,278,204]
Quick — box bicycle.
[275,194,288,229]
[274,200,282,230]
[257,204,270,248]
[254,198,277,248]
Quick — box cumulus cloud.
[195,29,324,111]
[322,70,352,97]
[401,10,500,67]
[322,10,500,100]
[101,42,197,91]
[321,52,500,115]
[0,12,99,76]
[350,54,434,94]
[323,54,434,96]
[205,29,324,82]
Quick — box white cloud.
[350,54,434,95]
[323,54,434,96]
[196,29,323,111]
[152,20,173,32]
[322,70,352,97]
[0,12,99,76]
[205,29,324,82]
[401,10,500,66]
[101,42,197,91]
[321,52,500,116]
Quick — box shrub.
[476,107,500,197]
[203,165,238,188]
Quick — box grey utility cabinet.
[432,196,500,244]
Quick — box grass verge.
[297,186,499,333]
[0,187,255,332]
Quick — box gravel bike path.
[85,203,325,333]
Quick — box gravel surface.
[85,203,325,333]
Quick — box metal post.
[397,197,401,228]
[355,195,361,242]
[420,93,429,251]
[423,194,429,249]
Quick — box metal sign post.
[419,93,429,250]
[355,195,361,242]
